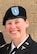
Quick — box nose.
[10,23,16,29]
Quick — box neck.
[12,34,27,47]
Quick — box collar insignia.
[7,46,9,50]
[25,42,29,45]
[21,46,26,50]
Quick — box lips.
[11,31,17,34]
[10,30,20,34]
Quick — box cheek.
[5,26,10,32]
[19,23,26,32]
[16,23,25,31]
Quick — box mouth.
[10,30,20,34]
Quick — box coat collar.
[16,34,33,54]
[7,34,33,54]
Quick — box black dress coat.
[0,35,37,54]
[0,32,6,46]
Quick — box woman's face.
[5,18,29,40]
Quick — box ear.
[26,19,29,28]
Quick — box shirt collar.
[11,34,29,51]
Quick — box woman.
[0,6,37,54]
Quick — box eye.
[15,21,19,24]
[7,22,12,25]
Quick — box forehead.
[6,18,24,22]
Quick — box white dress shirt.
[10,34,29,54]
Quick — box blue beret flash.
[11,7,19,16]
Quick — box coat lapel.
[6,43,11,54]
[16,35,33,54]
[7,35,33,54]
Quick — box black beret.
[3,6,27,26]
